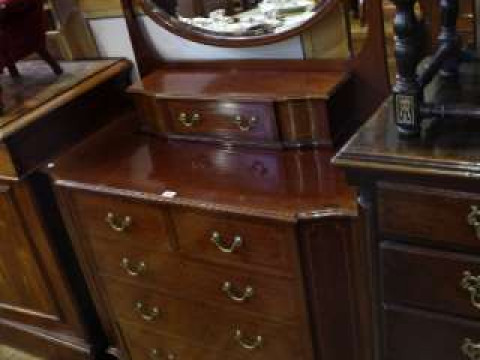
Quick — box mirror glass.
[142,0,327,40]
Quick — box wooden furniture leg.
[37,47,63,75]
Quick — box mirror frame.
[138,0,340,47]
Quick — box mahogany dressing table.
[50,1,391,360]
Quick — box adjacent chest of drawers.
[51,119,367,360]
[334,99,480,360]
[0,59,132,359]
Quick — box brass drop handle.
[106,212,132,232]
[178,112,201,127]
[232,115,257,132]
[234,329,263,351]
[462,338,480,360]
[467,206,480,239]
[150,349,176,360]
[211,231,243,253]
[121,258,146,277]
[135,301,160,322]
[461,271,480,309]
[222,282,254,303]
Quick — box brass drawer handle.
[211,231,243,253]
[460,13,475,21]
[462,338,480,360]
[106,212,132,232]
[461,271,480,309]
[467,206,480,239]
[150,349,176,360]
[222,282,254,303]
[234,329,263,351]
[121,258,146,277]
[135,301,160,322]
[232,115,258,132]
[178,112,200,127]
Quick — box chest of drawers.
[50,118,368,360]
[334,97,480,360]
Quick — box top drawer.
[378,183,480,250]
[72,191,172,252]
[164,100,278,143]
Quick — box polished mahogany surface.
[128,68,350,101]
[334,62,480,178]
[52,118,355,222]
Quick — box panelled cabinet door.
[0,182,82,336]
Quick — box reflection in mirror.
[146,0,323,36]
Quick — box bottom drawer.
[121,321,300,360]
[384,305,480,360]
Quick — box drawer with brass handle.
[172,208,298,275]
[381,242,480,320]
[378,183,480,251]
[120,320,307,360]
[71,191,172,251]
[106,280,308,360]
[165,100,279,143]
[384,305,480,360]
[96,243,301,323]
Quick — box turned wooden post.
[438,0,460,76]
[391,0,423,137]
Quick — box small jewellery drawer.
[72,191,172,251]
[171,208,297,274]
[382,243,480,320]
[384,305,480,360]
[106,281,308,360]
[96,244,300,323]
[378,183,480,250]
[165,100,279,142]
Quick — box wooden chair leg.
[37,47,63,75]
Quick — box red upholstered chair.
[0,0,62,77]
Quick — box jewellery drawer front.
[121,320,305,360]
[378,183,480,249]
[72,191,172,251]
[171,208,297,275]
[105,281,307,360]
[384,305,480,360]
[162,100,278,143]
[94,243,300,323]
[381,242,480,320]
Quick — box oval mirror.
[139,0,339,47]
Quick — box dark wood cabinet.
[0,59,131,359]
[334,62,480,360]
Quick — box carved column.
[391,0,423,137]
[438,0,460,76]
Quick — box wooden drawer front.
[106,281,308,360]
[95,244,300,323]
[378,184,480,249]
[384,306,480,360]
[166,100,278,142]
[72,191,172,251]
[171,209,296,275]
[382,243,480,320]
[121,321,306,360]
